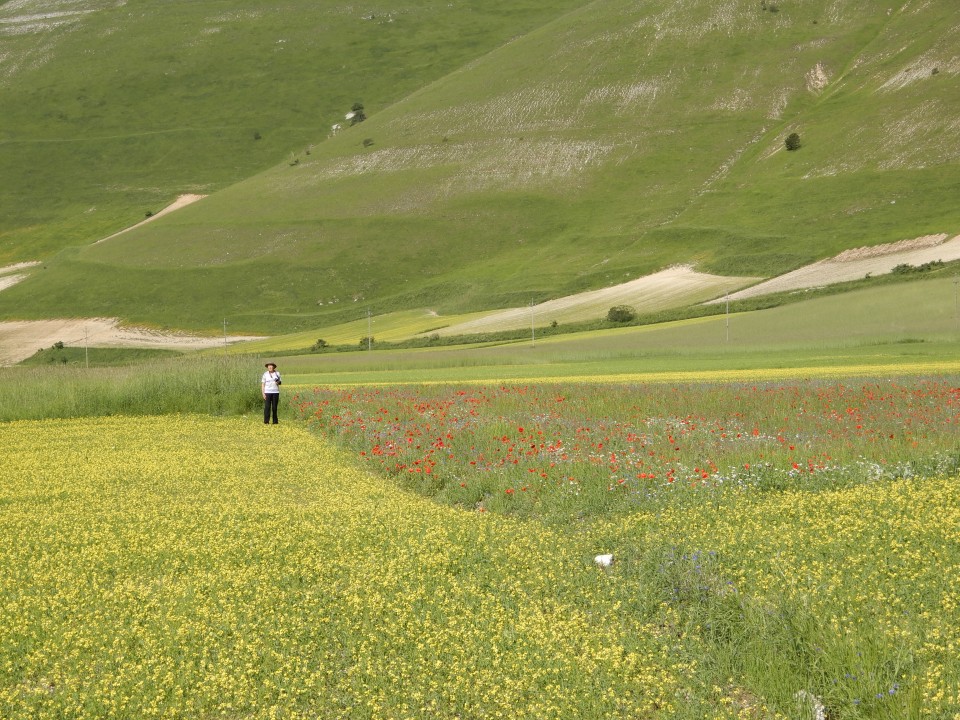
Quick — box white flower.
[794,690,826,720]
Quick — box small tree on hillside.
[785,132,802,151]
[349,102,367,125]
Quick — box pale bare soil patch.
[94,193,206,244]
[436,266,756,336]
[713,233,960,303]
[0,274,28,293]
[879,43,960,93]
[805,61,831,93]
[0,318,264,366]
[0,261,41,293]
[309,139,614,192]
[0,261,41,275]
[0,6,92,37]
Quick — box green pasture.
[285,352,960,391]
[224,270,755,354]
[4,274,956,422]
[225,308,490,355]
[19,346,182,367]
[216,264,960,358]
[0,0,588,263]
[261,275,960,384]
[1,0,957,333]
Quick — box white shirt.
[261,370,281,394]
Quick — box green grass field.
[0,356,257,422]
[224,308,491,355]
[0,0,588,262]
[242,275,960,385]
[1,0,957,334]
[19,346,182,367]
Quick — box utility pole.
[954,276,959,329]
[530,301,535,348]
[367,309,372,351]
[223,318,229,348]
[84,326,89,369]
[725,293,730,343]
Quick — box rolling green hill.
[0,0,590,260]
[1,0,958,335]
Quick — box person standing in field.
[261,362,281,424]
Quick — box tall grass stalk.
[0,356,261,421]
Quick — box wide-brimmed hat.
[264,362,277,369]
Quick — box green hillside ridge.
[0,0,591,260]
[1,0,957,335]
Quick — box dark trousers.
[264,393,280,424]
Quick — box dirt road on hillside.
[94,193,206,244]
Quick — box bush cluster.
[892,260,945,274]
[607,305,637,323]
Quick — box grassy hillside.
[1,0,957,334]
[0,0,590,261]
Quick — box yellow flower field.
[4,413,959,718]
[602,479,960,717]
[2,416,700,719]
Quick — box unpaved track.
[94,193,206,244]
